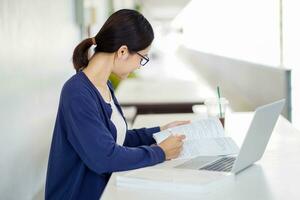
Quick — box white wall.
[0,0,79,199]
[173,0,281,67]
[283,0,300,129]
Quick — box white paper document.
[153,117,239,159]
[116,168,234,193]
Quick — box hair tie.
[92,37,96,45]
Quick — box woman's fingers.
[177,120,191,124]
[174,134,186,141]
[173,120,191,127]
[158,133,186,160]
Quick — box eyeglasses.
[136,52,150,66]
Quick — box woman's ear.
[117,45,129,60]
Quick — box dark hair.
[72,9,154,72]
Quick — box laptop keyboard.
[199,157,236,172]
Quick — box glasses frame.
[136,52,150,66]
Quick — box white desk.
[101,113,300,200]
[115,79,215,114]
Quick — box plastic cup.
[204,97,229,128]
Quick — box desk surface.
[101,113,300,200]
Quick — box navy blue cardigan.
[45,71,165,199]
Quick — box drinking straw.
[217,86,223,118]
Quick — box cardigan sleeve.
[123,127,161,147]
[62,93,165,174]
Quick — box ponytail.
[72,38,94,72]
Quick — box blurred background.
[0,0,299,199]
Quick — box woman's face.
[112,45,150,80]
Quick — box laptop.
[175,99,285,174]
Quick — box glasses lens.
[140,58,148,66]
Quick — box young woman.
[45,9,188,199]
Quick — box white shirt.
[98,87,127,145]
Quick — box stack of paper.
[116,167,233,193]
[153,117,239,159]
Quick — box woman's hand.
[158,134,186,160]
[160,120,190,131]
